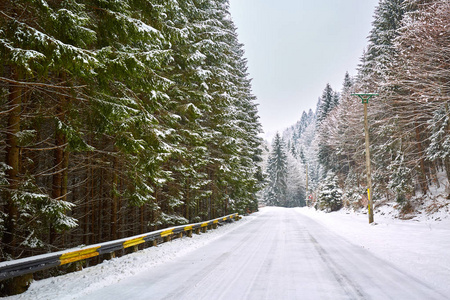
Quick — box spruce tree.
[317,170,343,212]
[342,72,353,94]
[316,84,340,174]
[364,0,406,84]
[316,83,337,125]
[265,133,288,206]
[427,103,450,185]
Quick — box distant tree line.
[0,0,263,264]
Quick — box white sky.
[228,0,379,141]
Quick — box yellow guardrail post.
[0,213,240,287]
[59,247,101,266]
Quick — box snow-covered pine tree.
[342,72,353,94]
[187,0,262,217]
[86,0,176,238]
[387,151,414,203]
[316,83,338,125]
[264,133,288,206]
[354,0,412,203]
[316,84,341,175]
[364,0,406,85]
[427,103,450,184]
[317,170,343,212]
[0,0,101,258]
[145,0,213,225]
[286,152,306,207]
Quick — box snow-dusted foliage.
[264,133,288,206]
[273,0,449,215]
[0,0,263,267]
[285,152,306,207]
[262,110,315,208]
[427,104,450,164]
[317,171,343,212]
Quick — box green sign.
[351,93,379,104]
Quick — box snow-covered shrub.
[317,171,343,212]
[387,153,414,203]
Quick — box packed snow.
[6,206,449,299]
[297,205,450,296]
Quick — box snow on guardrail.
[0,213,239,281]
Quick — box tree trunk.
[414,119,428,195]
[445,102,450,187]
[185,178,190,222]
[111,155,118,240]
[99,168,105,241]
[140,206,144,234]
[2,67,22,259]
[50,87,68,244]
[90,164,95,244]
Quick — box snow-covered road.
[9,207,448,300]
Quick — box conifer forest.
[0,0,263,262]
[263,0,449,213]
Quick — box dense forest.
[264,0,449,214]
[0,0,263,263]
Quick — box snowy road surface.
[62,207,445,300]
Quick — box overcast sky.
[228,0,379,141]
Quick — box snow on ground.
[6,215,258,300]
[296,206,450,295]
[6,205,450,299]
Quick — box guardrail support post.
[67,260,84,272]
[2,273,33,296]
[101,251,116,261]
[0,213,239,294]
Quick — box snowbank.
[6,215,258,300]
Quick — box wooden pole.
[364,103,374,224]
[305,164,308,205]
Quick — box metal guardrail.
[0,213,239,281]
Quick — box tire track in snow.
[308,233,367,300]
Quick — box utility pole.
[305,164,308,195]
[305,164,309,206]
[351,93,378,224]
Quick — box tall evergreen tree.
[264,133,288,206]
[316,83,338,125]
[286,152,306,207]
[342,72,353,94]
[316,84,340,175]
[364,0,406,85]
